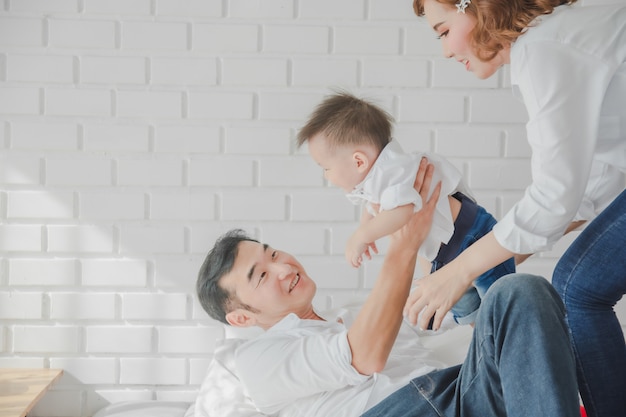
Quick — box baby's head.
[297,91,394,192]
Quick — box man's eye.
[437,30,449,40]
[271,251,278,260]
[256,272,266,288]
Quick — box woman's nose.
[271,263,294,280]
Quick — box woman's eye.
[257,272,266,287]
[271,251,278,260]
[437,30,449,40]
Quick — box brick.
[0,86,40,115]
[49,357,117,384]
[154,125,221,153]
[119,225,185,254]
[291,58,358,87]
[258,156,322,187]
[258,92,321,121]
[7,191,74,219]
[47,225,115,253]
[121,293,187,320]
[48,19,116,49]
[434,127,502,157]
[80,192,144,220]
[50,292,116,319]
[188,157,254,187]
[369,0,416,20]
[13,326,80,353]
[45,88,111,117]
[0,156,40,185]
[121,21,187,50]
[0,292,42,319]
[81,259,148,287]
[9,0,78,13]
[467,159,532,190]
[192,24,258,53]
[228,0,293,18]
[302,256,360,289]
[84,0,151,15]
[0,17,43,47]
[334,26,400,55]
[154,256,200,290]
[221,191,287,221]
[117,158,183,186]
[80,56,146,85]
[158,326,223,353]
[405,23,441,56]
[291,190,356,222]
[470,92,529,123]
[6,55,73,83]
[0,225,42,252]
[433,59,500,89]
[398,93,465,123]
[157,0,222,17]
[83,124,150,152]
[116,90,182,119]
[9,259,76,286]
[299,0,364,19]
[504,127,532,158]
[224,127,290,155]
[150,57,217,86]
[31,391,81,417]
[263,26,329,54]
[46,158,111,186]
[362,58,428,87]
[86,326,153,353]
[150,192,215,220]
[222,58,288,86]
[10,122,78,150]
[259,223,326,255]
[187,91,254,120]
[393,126,432,153]
[0,358,44,368]
[120,358,186,385]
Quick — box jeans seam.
[410,377,446,417]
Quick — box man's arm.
[347,159,441,375]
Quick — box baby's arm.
[346,204,414,267]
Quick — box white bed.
[92,323,473,417]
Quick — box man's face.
[222,240,317,329]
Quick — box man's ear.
[225,309,257,328]
[353,151,370,173]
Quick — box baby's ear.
[353,151,370,173]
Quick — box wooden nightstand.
[0,369,63,417]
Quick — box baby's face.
[307,133,367,192]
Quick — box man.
[196,161,579,417]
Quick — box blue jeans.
[362,274,580,417]
[432,199,515,325]
[552,189,626,417]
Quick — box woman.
[403,1,626,416]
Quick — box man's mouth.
[289,273,300,293]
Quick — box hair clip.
[456,0,471,14]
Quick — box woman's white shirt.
[493,4,626,254]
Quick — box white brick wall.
[1,0,624,416]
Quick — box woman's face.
[422,0,509,79]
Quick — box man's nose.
[270,263,294,280]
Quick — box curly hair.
[412,0,577,61]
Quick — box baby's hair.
[412,0,577,61]
[297,90,393,152]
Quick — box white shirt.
[347,140,473,260]
[233,305,447,417]
[494,4,626,254]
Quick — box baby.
[297,91,515,325]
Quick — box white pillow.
[193,338,274,417]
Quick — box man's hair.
[411,0,577,62]
[196,229,259,325]
[296,90,393,152]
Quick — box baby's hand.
[345,233,378,268]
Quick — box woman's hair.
[412,0,577,61]
[296,90,393,153]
